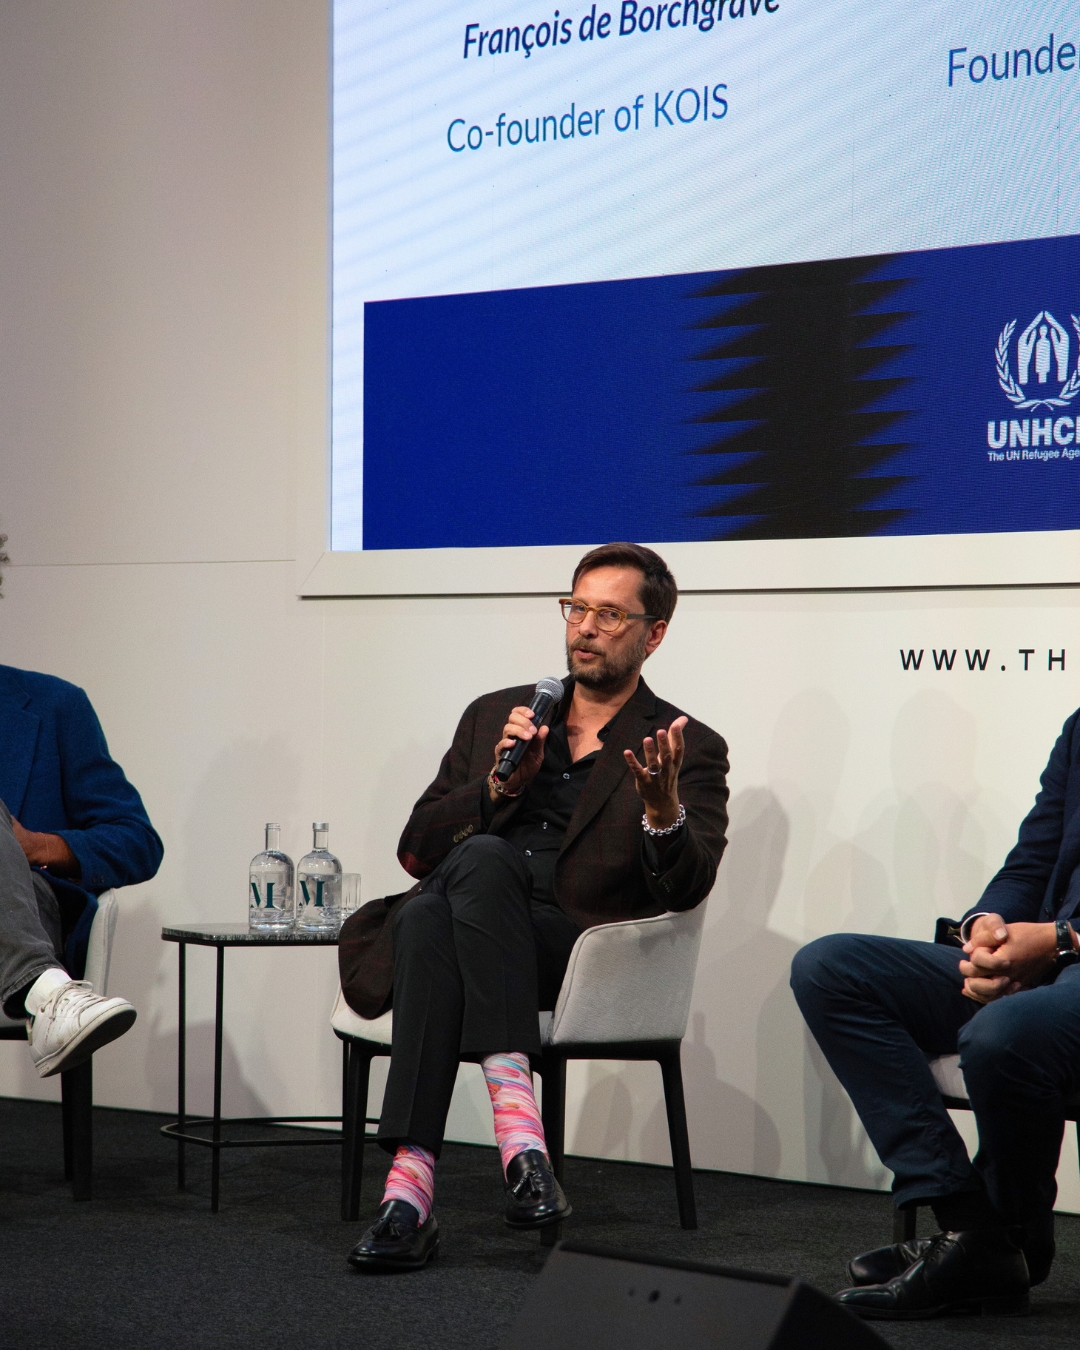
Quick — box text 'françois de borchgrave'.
[447,0,779,154]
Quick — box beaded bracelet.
[642,803,686,837]
[487,771,523,799]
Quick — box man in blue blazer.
[0,663,163,1076]
[792,708,1080,1320]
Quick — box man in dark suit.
[340,543,729,1271]
[791,708,1080,1320]
[0,663,163,1075]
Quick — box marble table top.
[161,922,340,945]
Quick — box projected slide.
[332,0,1080,557]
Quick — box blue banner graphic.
[362,232,1080,549]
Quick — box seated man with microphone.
[338,542,729,1271]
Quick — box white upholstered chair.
[0,889,121,1200]
[331,903,709,1237]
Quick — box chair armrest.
[84,890,119,995]
[545,905,708,1046]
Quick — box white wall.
[1,0,1079,1214]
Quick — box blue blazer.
[964,708,1080,927]
[0,664,163,971]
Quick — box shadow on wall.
[888,690,987,930]
[182,736,304,921]
[797,690,991,1191]
[676,787,791,1178]
[117,737,303,1113]
[767,690,891,1190]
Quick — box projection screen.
[319,0,1080,594]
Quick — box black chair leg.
[894,1205,918,1243]
[341,1042,374,1222]
[539,1049,566,1249]
[61,1058,93,1201]
[62,1067,74,1180]
[658,1043,696,1230]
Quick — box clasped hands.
[959,913,1061,1005]
[491,706,687,831]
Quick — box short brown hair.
[571,542,678,623]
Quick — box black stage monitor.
[503,1241,889,1350]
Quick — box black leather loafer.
[347,1199,439,1272]
[848,1237,933,1285]
[504,1149,572,1229]
[836,1228,1029,1320]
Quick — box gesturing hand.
[491,707,550,799]
[624,716,687,831]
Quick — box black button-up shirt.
[500,718,604,904]
[481,708,685,908]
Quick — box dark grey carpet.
[0,1096,1077,1349]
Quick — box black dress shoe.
[504,1149,572,1229]
[836,1228,1029,1320]
[347,1199,439,1272]
[848,1237,933,1285]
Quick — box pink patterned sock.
[381,1143,435,1223]
[482,1051,547,1174]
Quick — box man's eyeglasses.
[559,599,657,633]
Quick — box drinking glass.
[341,872,362,924]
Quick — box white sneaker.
[27,979,136,1078]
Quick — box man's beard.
[566,631,649,692]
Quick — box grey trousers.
[0,799,64,1012]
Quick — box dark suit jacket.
[0,664,164,971]
[963,707,1080,927]
[340,675,729,1017]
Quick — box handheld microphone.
[494,676,565,782]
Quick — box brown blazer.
[339,676,729,1017]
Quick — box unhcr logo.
[988,309,1080,452]
[995,310,1080,409]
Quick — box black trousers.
[377,834,581,1157]
[791,933,1080,1247]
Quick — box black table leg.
[211,943,224,1214]
[177,941,187,1190]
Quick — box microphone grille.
[535,676,565,702]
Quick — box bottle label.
[300,879,325,908]
[251,881,277,909]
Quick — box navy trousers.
[791,934,1080,1234]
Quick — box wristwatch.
[1053,919,1080,972]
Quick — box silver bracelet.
[642,803,686,837]
[487,771,522,799]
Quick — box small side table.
[161,922,344,1212]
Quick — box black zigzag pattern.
[687,255,916,539]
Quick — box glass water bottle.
[296,822,342,931]
[248,823,295,932]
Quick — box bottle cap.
[313,822,329,830]
[266,822,280,830]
